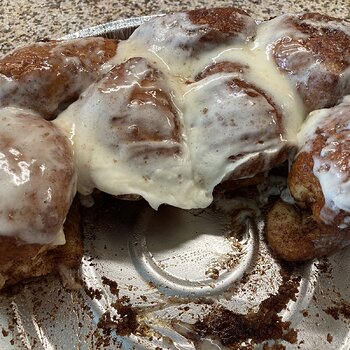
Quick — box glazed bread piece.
[55,56,190,209]
[268,13,350,113]
[125,7,257,65]
[0,200,82,290]
[193,61,290,182]
[266,200,350,261]
[187,7,257,44]
[266,97,350,261]
[0,107,81,289]
[0,37,117,119]
[55,7,305,210]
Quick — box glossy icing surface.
[55,11,305,210]
[0,107,76,244]
[297,96,350,227]
[1,9,350,243]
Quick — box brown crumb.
[262,342,286,350]
[101,276,119,297]
[84,286,103,301]
[206,268,219,280]
[148,281,156,289]
[327,333,333,343]
[2,328,9,337]
[324,300,350,320]
[119,295,130,303]
[316,258,332,274]
[301,310,309,317]
[194,270,301,348]
[97,305,138,337]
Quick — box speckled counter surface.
[1,0,349,55]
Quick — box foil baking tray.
[1,15,350,350]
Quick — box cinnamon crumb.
[101,276,119,296]
[194,271,301,348]
[327,333,333,343]
[324,300,350,320]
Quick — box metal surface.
[60,15,162,41]
[0,15,350,350]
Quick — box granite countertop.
[1,0,349,55]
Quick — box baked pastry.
[0,7,350,290]
[269,13,350,113]
[55,8,304,210]
[54,9,350,260]
[0,107,81,289]
[0,37,117,288]
[0,37,117,119]
[266,97,350,261]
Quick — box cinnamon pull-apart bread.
[1,7,350,290]
[267,97,350,261]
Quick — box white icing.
[56,58,208,210]
[1,11,349,245]
[314,156,350,222]
[0,107,76,244]
[297,96,350,225]
[268,14,350,111]
[183,73,283,190]
[103,12,256,79]
[298,96,350,148]
[55,12,305,210]
[0,74,18,101]
[297,108,330,152]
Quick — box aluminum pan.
[0,14,350,350]
[60,15,162,40]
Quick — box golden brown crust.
[0,39,116,79]
[0,199,82,290]
[188,7,254,43]
[289,104,350,227]
[179,7,257,56]
[294,13,350,74]
[272,13,350,112]
[266,200,350,261]
[0,38,117,119]
[268,100,350,261]
[288,149,324,215]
